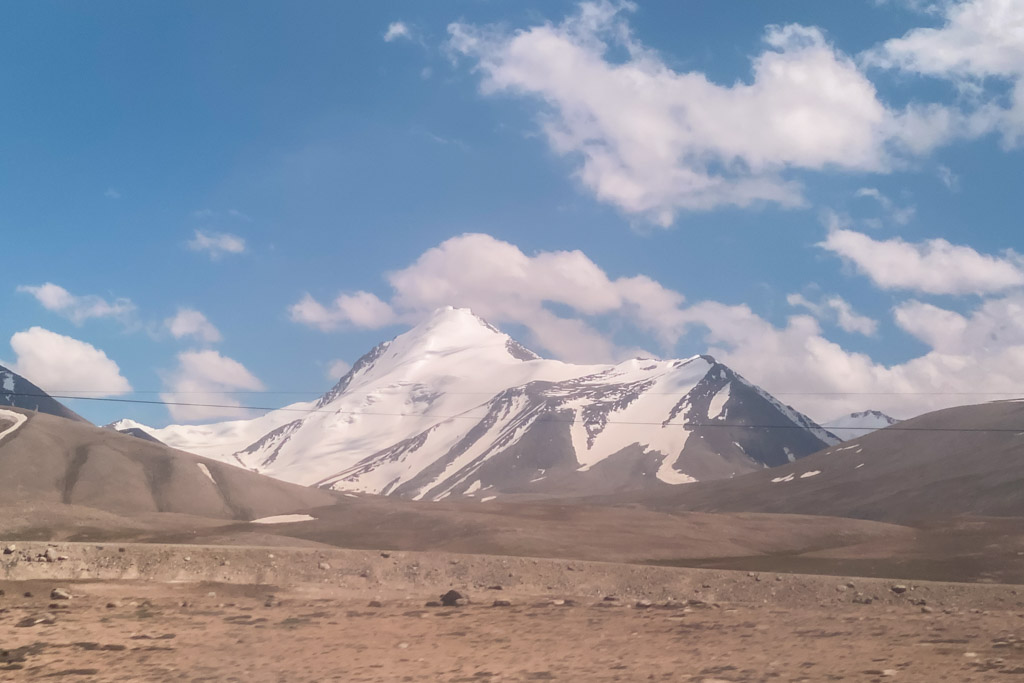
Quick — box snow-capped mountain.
[0,364,89,423]
[823,410,901,440]
[128,307,840,499]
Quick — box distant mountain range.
[122,307,841,499]
[642,399,1024,521]
[824,410,901,441]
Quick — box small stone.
[220,560,230,567]
[318,561,331,570]
[921,606,934,614]
[380,552,391,559]
[3,544,15,554]
[183,556,190,562]
[57,555,69,561]
[368,600,383,608]
[397,642,409,650]
[23,591,33,598]
[635,600,653,609]
[891,584,908,594]
[106,601,119,609]
[487,585,503,591]
[43,548,58,563]
[264,595,279,607]
[603,595,619,602]
[425,601,442,607]
[492,599,512,607]
[551,599,566,606]
[50,588,72,600]
[440,589,466,607]
[207,591,217,598]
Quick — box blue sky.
[4,0,1024,426]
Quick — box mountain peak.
[395,307,540,361]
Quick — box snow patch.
[250,514,316,524]
[799,470,821,479]
[196,463,216,485]
[1,372,14,392]
[0,408,27,442]
[771,473,795,483]
[708,382,730,419]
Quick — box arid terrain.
[3,542,1024,682]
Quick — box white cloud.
[854,187,916,225]
[866,0,1024,145]
[289,291,400,332]
[17,282,135,325]
[165,308,222,344]
[787,293,878,335]
[9,327,132,397]
[447,2,987,224]
[820,228,1024,295]
[161,349,264,422]
[292,233,695,363]
[326,359,351,380]
[384,21,412,42]
[289,231,1024,421]
[187,230,246,259]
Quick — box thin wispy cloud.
[187,230,246,260]
[17,282,135,325]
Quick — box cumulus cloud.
[9,327,132,397]
[290,233,684,363]
[17,282,135,325]
[187,230,246,259]
[161,350,265,422]
[288,232,1024,421]
[866,0,1024,145]
[819,228,1024,295]
[384,21,412,42]
[787,293,879,335]
[165,308,222,344]
[447,2,988,224]
[289,291,400,332]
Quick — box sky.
[3,0,1024,427]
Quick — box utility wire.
[8,392,1024,434]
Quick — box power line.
[8,392,1024,434]
[20,388,1024,397]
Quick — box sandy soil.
[3,543,1024,682]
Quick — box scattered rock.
[852,593,873,605]
[16,613,56,627]
[603,595,619,602]
[440,590,466,607]
[264,595,279,608]
[487,585,503,591]
[921,606,934,614]
[106,602,120,609]
[635,600,653,609]
[492,599,512,607]
[380,552,391,559]
[50,588,71,600]
[397,642,409,650]
[318,561,331,571]
[43,548,58,563]
[367,600,383,608]
[425,601,442,608]
[3,544,16,554]
[891,584,908,594]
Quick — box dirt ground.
[3,543,1024,682]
